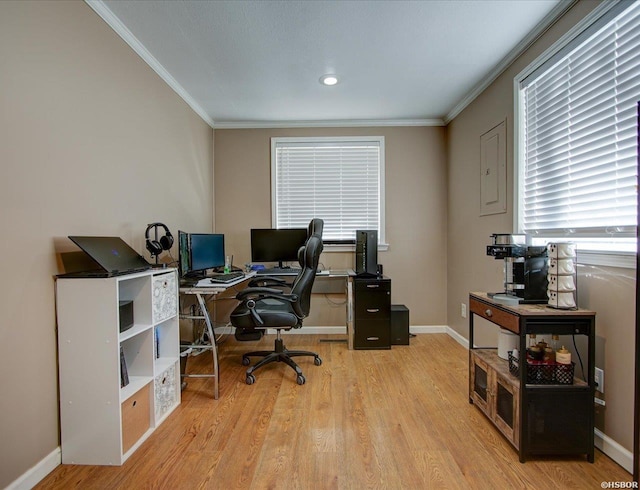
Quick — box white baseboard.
[7,447,61,490]
[445,326,469,348]
[594,428,633,474]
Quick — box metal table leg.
[180,292,219,399]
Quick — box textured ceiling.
[94,0,567,127]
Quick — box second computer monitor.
[178,231,225,277]
[250,228,307,268]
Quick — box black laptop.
[58,236,151,278]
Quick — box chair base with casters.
[241,329,322,385]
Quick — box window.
[516,1,640,262]
[271,136,385,247]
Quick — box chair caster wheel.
[246,374,256,385]
[314,356,322,366]
[297,374,306,385]
[242,356,250,366]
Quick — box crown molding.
[85,0,216,129]
[87,0,572,131]
[443,0,578,124]
[213,118,445,129]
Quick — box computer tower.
[355,230,378,276]
[390,304,410,345]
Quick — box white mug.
[549,258,575,275]
[547,290,576,309]
[547,274,575,291]
[547,242,576,259]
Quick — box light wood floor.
[37,333,631,489]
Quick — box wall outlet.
[461,303,467,318]
[595,367,604,393]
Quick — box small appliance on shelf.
[546,242,577,309]
[486,233,548,304]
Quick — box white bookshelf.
[56,268,180,465]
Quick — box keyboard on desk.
[208,271,245,283]
[256,267,301,276]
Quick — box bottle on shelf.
[542,346,555,364]
[527,334,543,361]
[556,346,572,364]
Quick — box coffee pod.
[556,346,572,364]
[547,242,576,259]
[549,258,576,275]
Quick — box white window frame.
[271,136,386,251]
[514,0,638,269]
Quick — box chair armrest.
[235,287,297,304]
[248,277,292,288]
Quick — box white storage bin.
[152,271,177,324]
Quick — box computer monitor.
[178,230,189,277]
[178,231,225,277]
[250,228,307,268]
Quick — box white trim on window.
[514,0,639,268]
[271,136,386,248]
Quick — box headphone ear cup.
[146,239,163,256]
[160,233,173,251]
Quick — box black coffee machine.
[486,234,548,304]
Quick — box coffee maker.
[486,234,548,304]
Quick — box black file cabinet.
[354,276,391,349]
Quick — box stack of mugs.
[547,242,577,309]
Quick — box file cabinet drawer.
[354,320,391,349]
[355,297,390,319]
[354,279,391,294]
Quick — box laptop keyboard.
[208,271,245,283]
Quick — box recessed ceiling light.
[320,75,338,86]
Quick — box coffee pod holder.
[546,242,577,310]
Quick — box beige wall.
[214,127,448,327]
[0,1,213,486]
[447,0,635,458]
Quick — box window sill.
[323,243,390,253]
[577,250,636,269]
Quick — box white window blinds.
[519,0,640,239]
[271,137,385,243]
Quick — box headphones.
[145,222,174,257]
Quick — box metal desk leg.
[180,292,219,399]
[195,292,219,399]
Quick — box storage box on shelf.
[56,268,180,465]
[468,292,595,463]
[547,242,577,310]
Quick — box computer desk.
[179,271,257,399]
[179,269,355,399]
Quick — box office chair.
[230,219,324,385]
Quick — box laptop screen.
[68,236,151,274]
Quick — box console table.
[468,292,595,462]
